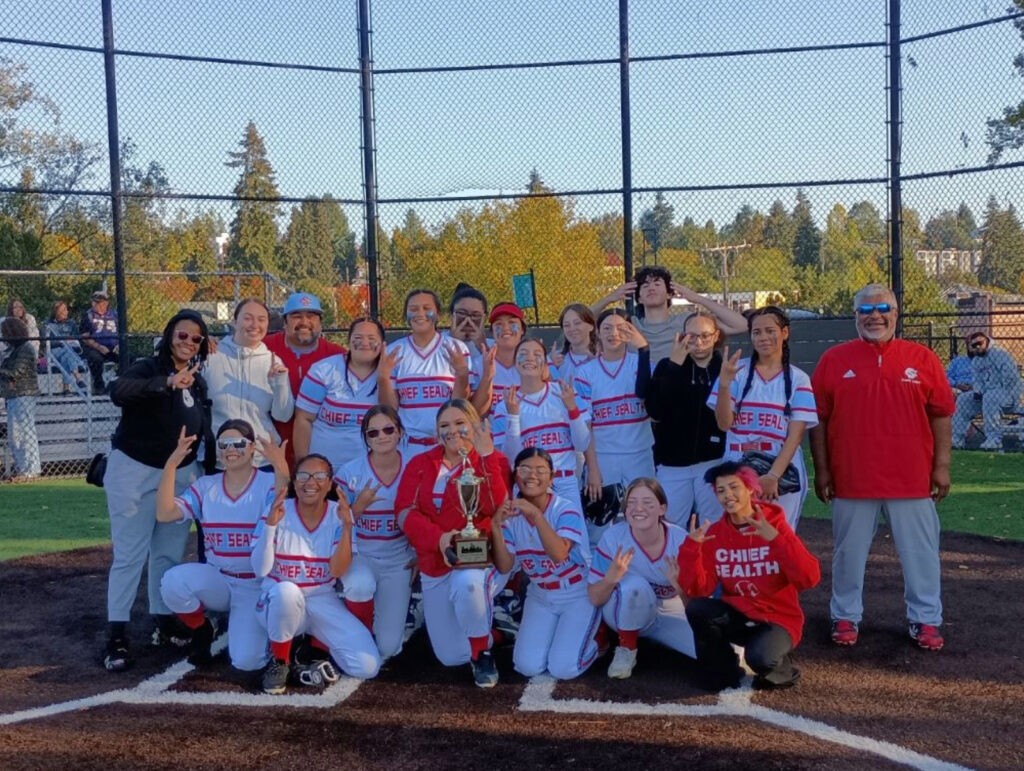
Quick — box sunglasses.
[295,471,331,482]
[856,303,893,315]
[216,438,251,451]
[175,331,204,344]
[366,425,398,439]
[969,340,986,349]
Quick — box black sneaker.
[152,615,192,648]
[104,637,132,672]
[187,618,215,667]
[471,650,498,688]
[262,659,290,695]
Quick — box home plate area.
[1,521,1022,770]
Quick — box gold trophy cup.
[451,448,491,568]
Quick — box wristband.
[766,471,780,480]
[568,407,583,420]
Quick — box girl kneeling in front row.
[252,454,381,694]
[587,478,696,679]
[491,448,599,680]
[674,461,820,691]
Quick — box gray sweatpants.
[104,449,198,622]
[830,498,942,626]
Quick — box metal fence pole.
[101,0,129,371]
[618,0,634,302]
[887,0,904,335]
[358,0,381,318]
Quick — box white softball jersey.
[573,353,653,455]
[390,334,472,444]
[296,354,379,470]
[500,495,590,593]
[336,452,413,563]
[589,520,688,601]
[174,469,277,577]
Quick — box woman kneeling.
[676,461,820,691]
[252,454,381,694]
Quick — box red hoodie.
[396,445,511,578]
[678,501,820,646]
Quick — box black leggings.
[685,597,798,690]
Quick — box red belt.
[729,441,773,453]
[221,569,256,579]
[552,469,575,479]
[537,573,584,591]
[407,436,438,446]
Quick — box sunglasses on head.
[295,471,331,482]
[366,425,397,439]
[856,303,893,315]
[175,331,204,344]
[216,437,251,451]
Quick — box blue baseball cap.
[282,292,323,316]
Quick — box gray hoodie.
[204,336,294,465]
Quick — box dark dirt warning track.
[1,519,1022,770]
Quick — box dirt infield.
[1,519,1022,771]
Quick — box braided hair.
[734,306,792,419]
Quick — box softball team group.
[99,268,837,694]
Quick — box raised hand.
[504,385,521,416]
[557,379,578,411]
[511,497,542,526]
[492,498,517,526]
[549,341,565,370]
[609,281,637,304]
[687,513,715,543]
[445,342,470,377]
[669,332,691,365]
[669,280,698,302]
[255,435,288,468]
[747,508,779,541]
[607,545,635,583]
[473,418,495,456]
[720,345,743,384]
[267,486,289,526]
[378,344,402,380]
[168,362,201,391]
[480,342,497,380]
[353,479,385,515]
[170,425,197,463]
[335,486,355,527]
[620,320,649,350]
[268,354,288,378]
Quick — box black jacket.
[109,356,214,471]
[644,351,726,467]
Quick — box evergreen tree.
[792,190,822,269]
[637,191,674,253]
[978,196,1024,290]
[225,122,281,273]
[763,200,796,253]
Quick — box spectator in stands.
[80,290,119,394]
[591,267,747,364]
[45,300,89,395]
[263,292,344,467]
[811,283,953,653]
[952,331,1023,451]
[946,351,972,394]
[4,298,40,355]
[0,317,42,480]
[205,298,294,469]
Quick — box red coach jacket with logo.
[678,501,820,646]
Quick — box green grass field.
[0,450,1021,562]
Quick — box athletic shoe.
[909,623,944,651]
[492,607,519,645]
[103,637,132,672]
[471,650,499,688]
[979,438,1003,451]
[830,619,859,646]
[262,659,290,694]
[187,618,215,667]
[152,615,191,648]
[404,592,424,643]
[296,660,340,687]
[607,646,637,679]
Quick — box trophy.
[450,447,491,568]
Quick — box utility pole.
[700,243,750,308]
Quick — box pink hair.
[735,465,764,497]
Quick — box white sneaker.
[979,438,1003,450]
[607,646,637,679]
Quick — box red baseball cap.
[489,303,526,325]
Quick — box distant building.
[914,249,982,277]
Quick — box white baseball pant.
[421,567,509,666]
[338,552,415,659]
[160,563,268,671]
[257,583,381,679]
[602,573,696,657]
[513,585,600,680]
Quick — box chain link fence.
[3,0,1024,478]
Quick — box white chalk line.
[0,634,362,725]
[518,676,972,771]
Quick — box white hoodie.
[204,336,294,466]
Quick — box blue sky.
[3,0,1023,236]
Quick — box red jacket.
[396,445,511,578]
[263,333,346,466]
[678,502,820,646]
[812,337,954,499]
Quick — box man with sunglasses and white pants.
[810,283,954,652]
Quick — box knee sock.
[270,639,293,663]
[618,629,639,650]
[346,599,375,633]
[470,635,490,661]
[595,620,611,651]
[177,607,206,630]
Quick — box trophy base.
[451,533,491,569]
